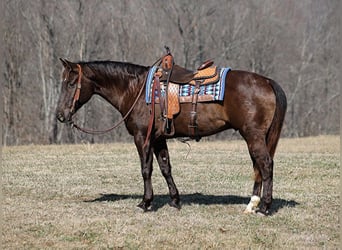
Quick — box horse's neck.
[91,67,147,114]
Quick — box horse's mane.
[80,60,149,86]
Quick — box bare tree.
[3,0,26,145]
[2,0,339,145]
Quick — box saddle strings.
[177,137,193,159]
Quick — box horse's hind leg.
[244,136,273,215]
[154,139,180,209]
[244,161,263,213]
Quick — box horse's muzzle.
[56,110,74,125]
[56,112,66,123]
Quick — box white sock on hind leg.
[244,195,260,213]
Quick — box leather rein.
[69,63,148,135]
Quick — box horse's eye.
[68,81,76,88]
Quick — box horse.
[56,55,287,215]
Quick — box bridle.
[69,63,147,134]
[69,64,82,115]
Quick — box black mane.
[80,60,149,84]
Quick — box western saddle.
[147,47,220,142]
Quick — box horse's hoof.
[168,200,181,210]
[256,203,271,216]
[243,209,256,214]
[256,209,270,216]
[137,202,152,212]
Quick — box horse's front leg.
[154,139,180,209]
[134,135,154,211]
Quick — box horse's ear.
[59,58,69,68]
[59,58,78,71]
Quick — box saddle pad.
[145,66,231,103]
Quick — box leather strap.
[143,75,158,148]
[188,81,201,141]
[155,75,165,118]
[70,64,82,114]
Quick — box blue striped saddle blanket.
[145,67,231,103]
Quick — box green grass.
[2,136,340,249]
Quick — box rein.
[70,63,147,135]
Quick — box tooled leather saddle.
[146,47,229,142]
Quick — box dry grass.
[2,135,340,249]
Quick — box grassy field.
[2,136,340,249]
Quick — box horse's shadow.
[84,192,299,215]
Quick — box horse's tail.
[266,80,287,158]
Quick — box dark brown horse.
[56,56,286,215]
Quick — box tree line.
[2,0,339,145]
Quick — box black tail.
[266,80,287,158]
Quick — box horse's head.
[56,58,94,124]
